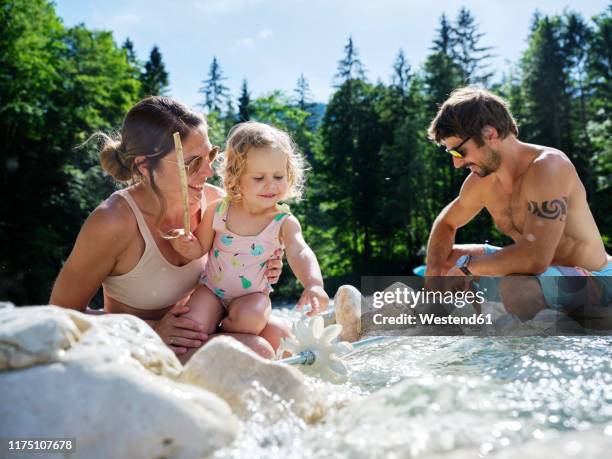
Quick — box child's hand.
[169,233,198,259]
[296,285,329,317]
[265,248,284,284]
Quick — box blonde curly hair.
[220,121,306,202]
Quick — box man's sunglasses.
[161,145,219,176]
[446,137,470,158]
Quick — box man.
[425,87,611,319]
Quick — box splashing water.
[213,308,612,459]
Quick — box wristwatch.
[455,255,473,276]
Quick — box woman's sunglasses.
[446,137,470,158]
[161,145,219,176]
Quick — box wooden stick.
[173,132,190,235]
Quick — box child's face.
[239,146,289,208]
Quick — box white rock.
[359,282,422,338]
[74,312,183,379]
[181,336,326,422]
[333,285,362,342]
[0,305,92,370]
[0,306,182,379]
[0,358,238,459]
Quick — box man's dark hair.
[428,86,518,146]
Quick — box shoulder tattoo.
[527,197,568,221]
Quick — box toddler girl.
[170,121,328,352]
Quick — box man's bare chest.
[485,180,526,240]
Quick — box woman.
[50,96,288,362]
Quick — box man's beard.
[466,148,501,177]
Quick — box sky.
[54,0,609,107]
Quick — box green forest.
[1,0,610,304]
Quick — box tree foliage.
[140,45,169,97]
[1,2,609,304]
[238,79,252,122]
[0,0,141,303]
[200,56,230,113]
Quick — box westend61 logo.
[372,286,486,309]
[361,276,612,336]
[361,278,495,333]
[367,283,493,329]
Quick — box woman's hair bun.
[99,135,133,182]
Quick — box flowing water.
[213,308,612,459]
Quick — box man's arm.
[469,155,573,276]
[426,176,484,275]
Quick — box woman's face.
[150,127,215,206]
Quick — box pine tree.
[391,49,411,96]
[294,74,314,111]
[334,36,366,86]
[122,38,138,66]
[121,37,141,81]
[318,38,387,271]
[562,12,593,142]
[421,14,466,229]
[374,55,425,263]
[587,5,612,119]
[450,7,494,84]
[425,14,463,110]
[140,45,169,96]
[199,56,230,113]
[560,11,596,197]
[237,79,251,121]
[499,65,527,131]
[586,5,612,247]
[521,15,570,150]
[432,14,453,55]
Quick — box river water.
[213,308,612,459]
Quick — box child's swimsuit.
[200,199,290,306]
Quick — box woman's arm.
[49,203,131,311]
[281,216,328,315]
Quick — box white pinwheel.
[278,315,354,380]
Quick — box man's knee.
[499,276,547,321]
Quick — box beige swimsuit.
[102,189,205,310]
